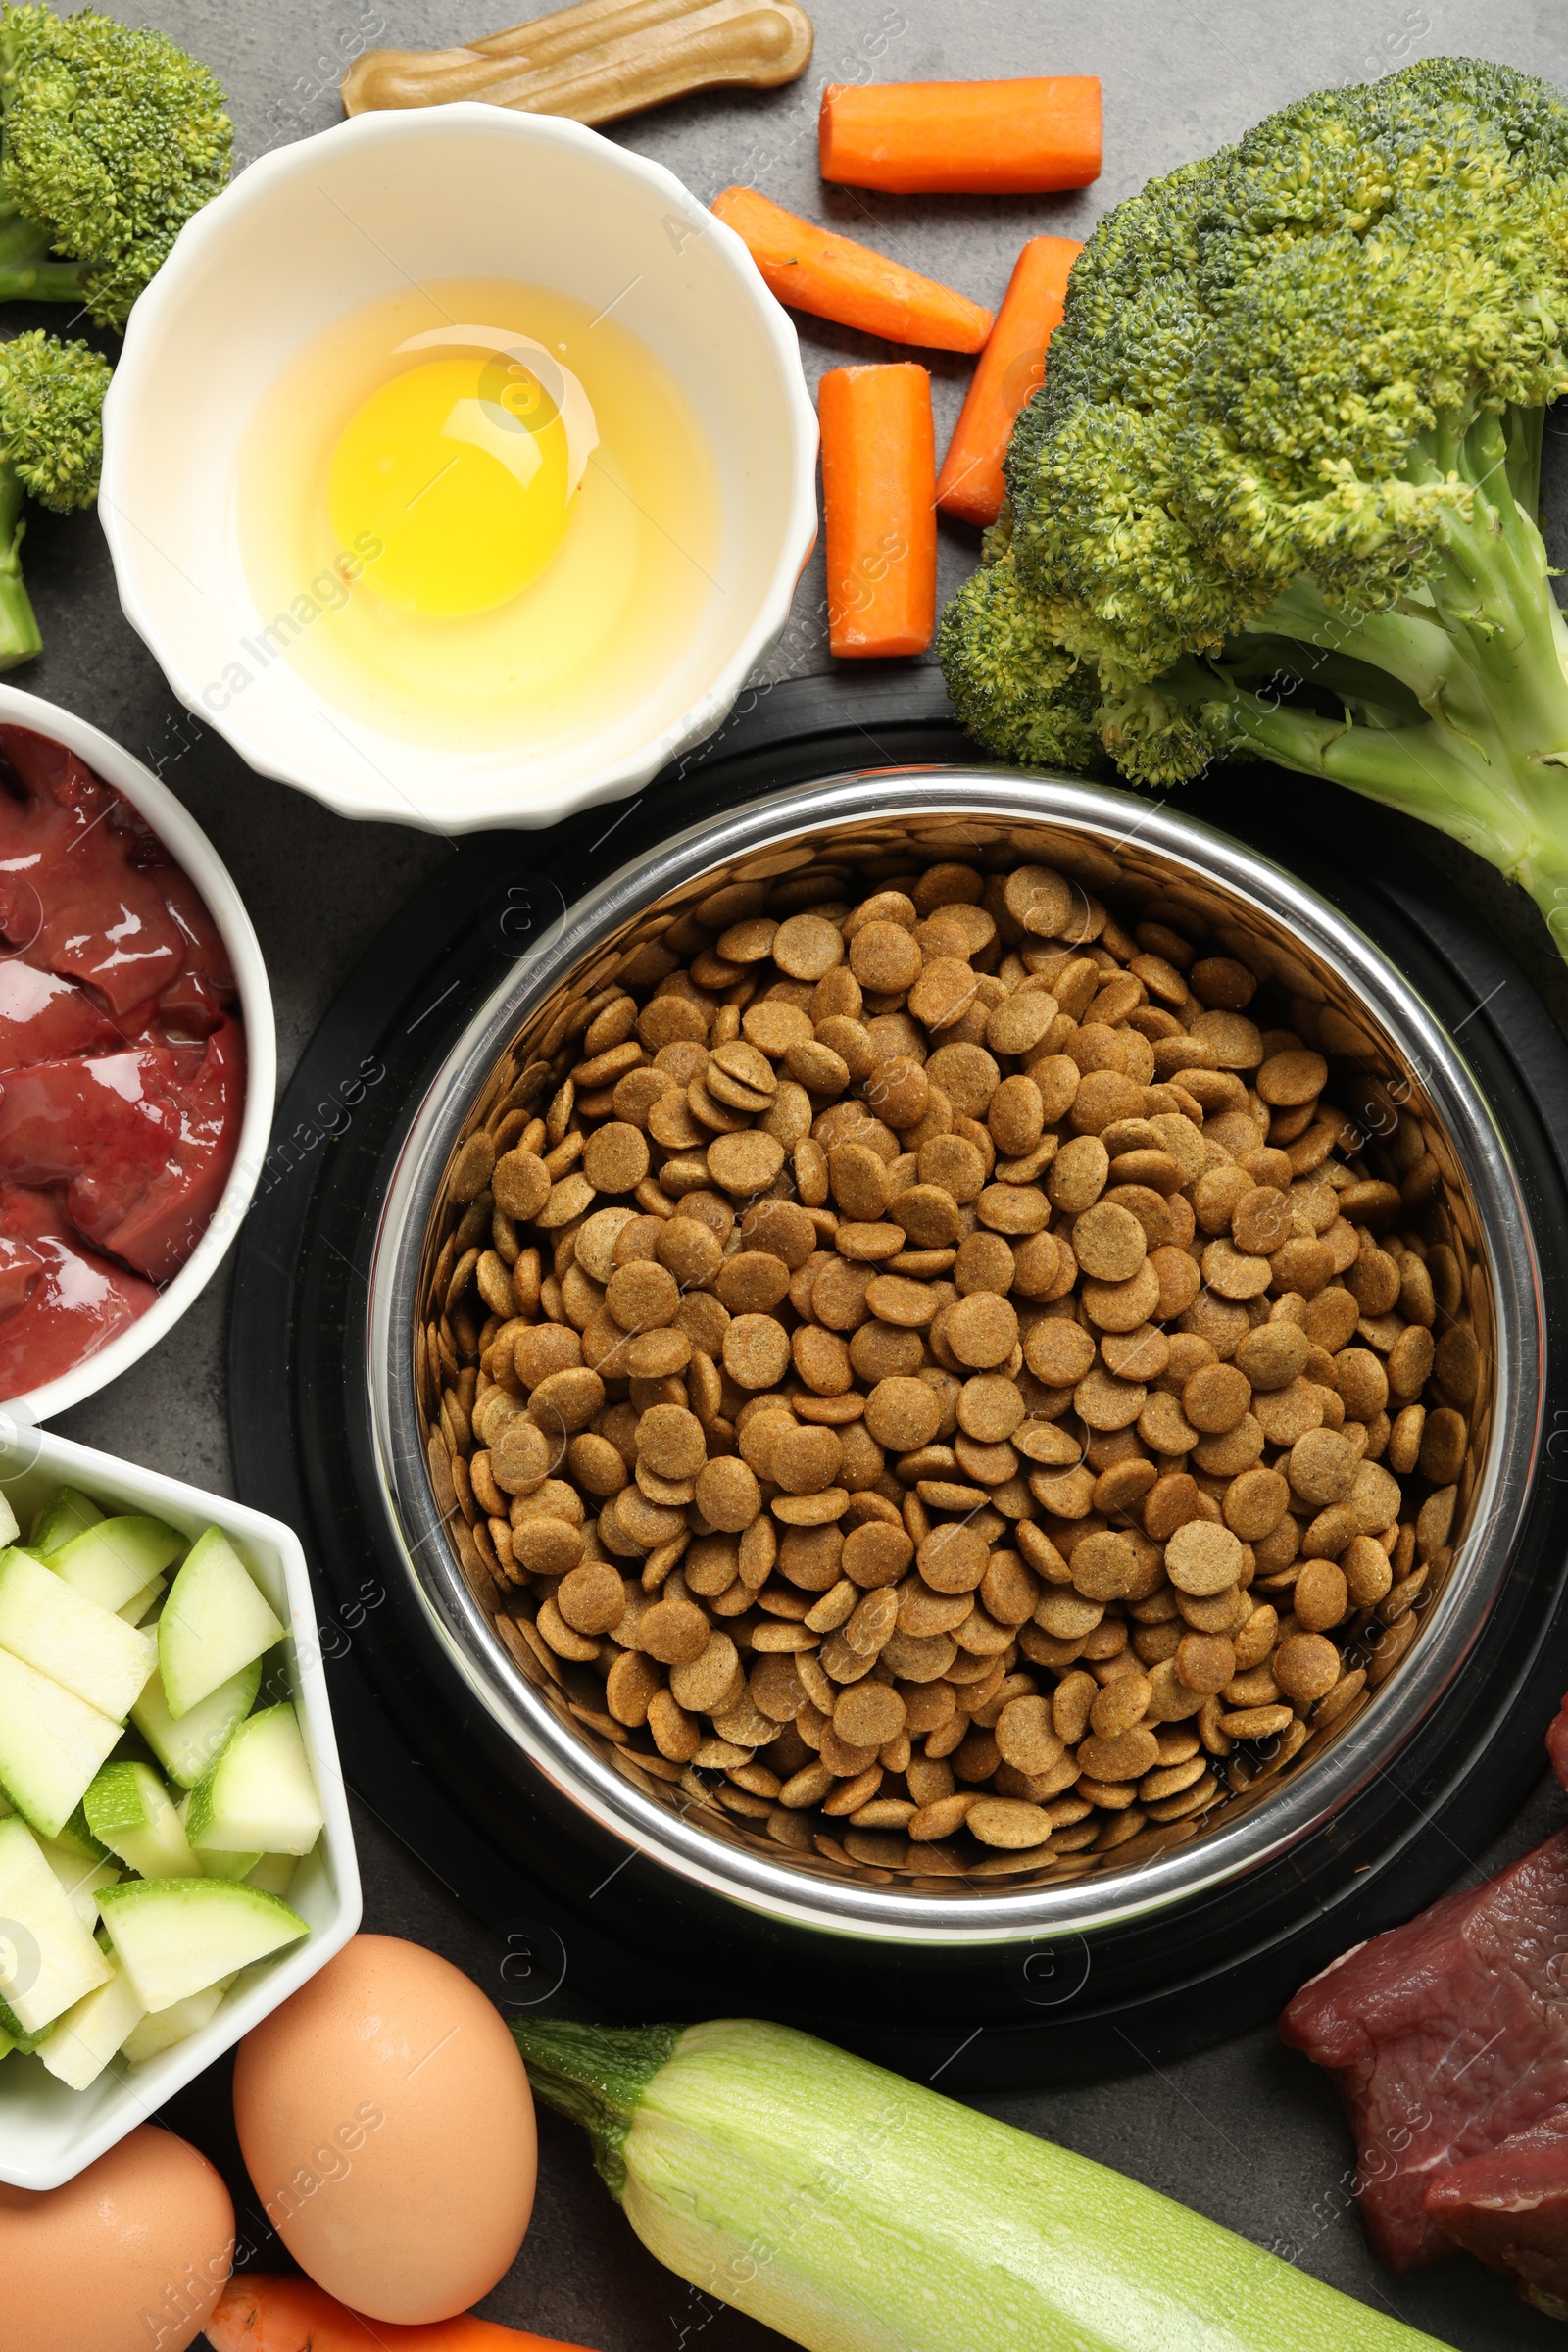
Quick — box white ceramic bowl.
[0,684,274,1424]
[0,1422,361,2190]
[100,106,820,835]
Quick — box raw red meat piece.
[0,725,187,1013]
[1546,1693,1568,1794]
[1280,1832,1568,2270]
[0,1015,245,1283]
[1426,2109,1568,2320]
[0,958,128,1067]
[0,1184,156,1393]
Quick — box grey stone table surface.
[21,0,1568,2344]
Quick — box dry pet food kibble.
[422,830,1482,1884]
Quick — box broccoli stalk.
[0,325,109,664]
[940,59,1568,954]
[0,3,231,330]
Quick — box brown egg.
[232,1932,535,2323]
[0,2124,233,2352]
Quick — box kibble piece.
[1274,1633,1341,1704]
[1175,1633,1235,1695]
[891,1182,962,1249]
[639,1594,711,1664]
[1078,1726,1160,1783]
[772,913,845,980]
[1258,1049,1329,1105]
[657,1215,724,1287]
[1343,1534,1395,1606]
[706,1130,786,1196]
[918,1521,989,1593]
[1090,1673,1153,1738]
[582,1122,650,1195]
[513,1517,585,1576]
[1047,1135,1109,1213]
[491,1421,555,1494]
[722,1313,792,1391]
[919,1133,987,1203]
[1072,1201,1148,1283]
[862,1375,940,1451]
[1223,1466,1289,1543]
[695,1456,761,1532]
[988,992,1057,1057]
[1165,1520,1245,1596]
[606,1258,681,1332]
[946,1292,1019,1369]
[493,1150,552,1220]
[957,1373,1026,1442]
[637,1402,708,1480]
[834,1681,906,1748]
[849,919,922,993]
[1287,1426,1358,1506]
[1183,1362,1251,1435]
[967,1797,1053,1849]
[994,1696,1064,1775]
[771,1423,844,1495]
[851,1326,926,1392]
[1004,865,1075,937]
[1023,1318,1097,1389]
[1070,1531,1145,1601]
[1419,1405,1468,1485]
[843,1520,913,1588]
[1294,1558,1350,1632]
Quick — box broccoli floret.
[941,58,1568,943]
[0,4,230,330]
[0,325,108,664]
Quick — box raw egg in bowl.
[99,106,818,833]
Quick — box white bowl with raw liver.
[0,683,273,1422]
[0,1422,360,2191]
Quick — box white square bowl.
[0,1424,361,2189]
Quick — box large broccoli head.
[941,57,1568,929]
[0,3,231,329]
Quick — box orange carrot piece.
[820,77,1102,197]
[936,235,1082,528]
[710,186,992,353]
[205,2274,600,2352]
[818,364,936,660]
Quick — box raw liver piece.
[0,725,187,1013]
[1426,2109,1568,2319]
[0,1185,156,1393]
[1280,1831,1568,2270]
[0,1015,245,1283]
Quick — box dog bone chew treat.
[341,0,814,125]
[421,832,1483,1886]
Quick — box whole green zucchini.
[514,2016,1452,2352]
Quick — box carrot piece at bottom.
[818,364,936,660]
[936,235,1082,527]
[204,2274,601,2352]
[710,186,993,353]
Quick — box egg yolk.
[327,355,581,617]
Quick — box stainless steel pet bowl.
[366,770,1539,1948]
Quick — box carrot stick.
[204,2274,600,2352]
[710,186,992,353]
[819,77,1102,196]
[936,235,1082,528]
[818,364,936,660]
